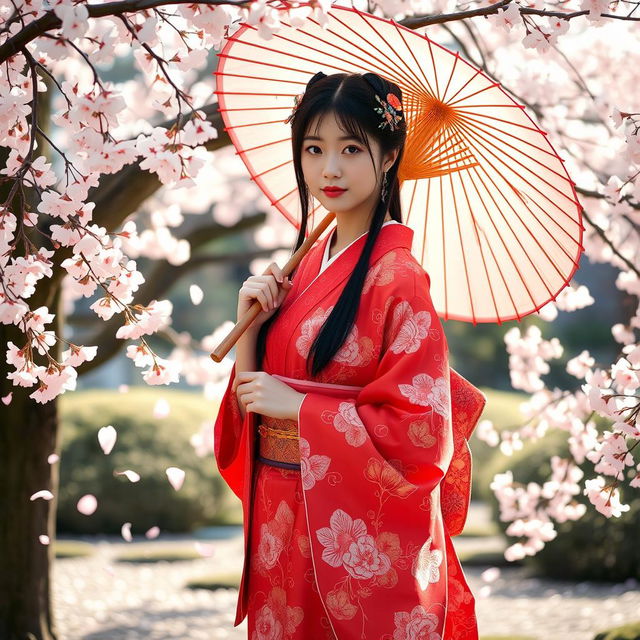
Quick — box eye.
[304,145,361,154]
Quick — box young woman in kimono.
[213,71,486,640]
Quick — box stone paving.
[52,505,640,640]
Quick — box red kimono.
[214,222,487,640]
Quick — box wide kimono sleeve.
[296,275,474,638]
[444,368,487,536]
[213,363,256,501]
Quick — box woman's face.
[301,110,393,222]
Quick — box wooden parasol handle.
[210,211,336,363]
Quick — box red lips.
[322,187,347,197]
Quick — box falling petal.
[118,384,129,393]
[114,470,140,482]
[2,392,12,405]
[144,527,160,540]
[104,564,115,576]
[194,542,215,557]
[166,467,185,491]
[145,526,160,539]
[98,425,117,455]
[39,535,50,545]
[121,522,132,542]
[153,397,170,418]
[30,490,54,501]
[481,567,501,583]
[77,494,97,515]
[189,284,204,305]
[48,454,59,464]
[479,585,492,598]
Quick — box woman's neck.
[329,212,393,258]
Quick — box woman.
[213,71,486,639]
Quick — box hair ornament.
[284,92,305,124]
[283,81,403,132]
[374,93,403,132]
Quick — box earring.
[381,171,388,201]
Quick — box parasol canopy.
[213,2,584,324]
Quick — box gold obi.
[257,415,301,469]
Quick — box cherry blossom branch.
[576,185,640,211]
[75,213,273,374]
[116,13,194,126]
[400,0,640,29]
[0,0,252,63]
[2,0,640,67]
[581,207,640,278]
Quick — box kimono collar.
[274,222,415,350]
[312,221,414,279]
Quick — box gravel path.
[53,507,640,640]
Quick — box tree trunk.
[0,290,62,640]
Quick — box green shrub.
[458,549,522,568]
[114,547,203,563]
[186,572,242,590]
[480,637,537,640]
[485,428,640,581]
[593,622,640,640]
[57,388,235,534]
[54,540,95,558]
[468,387,529,502]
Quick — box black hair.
[256,71,407,377]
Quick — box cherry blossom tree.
[1,0,639,637]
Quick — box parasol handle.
[210,211,336,363]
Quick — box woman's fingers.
[255,274,279,308]
[241,263,290,314]
[271,263,284,283]
[243,283,272,311]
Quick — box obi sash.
[257,374,363,470]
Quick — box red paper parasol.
[213,2,584,325]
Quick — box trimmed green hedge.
[468,387,529,502]
[57,388,234,534]
[485,428,640,581]
[593,622,640,640]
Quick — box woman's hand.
[237,262,293,330]
[234,371,306,421]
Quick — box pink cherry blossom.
[142,357,181,385]
[584,477,630,517]
[126,343,154,367]
[61,344,98,367]
[89,296,120,321]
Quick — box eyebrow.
[303,135,362,142]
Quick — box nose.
[322,154,342,179]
